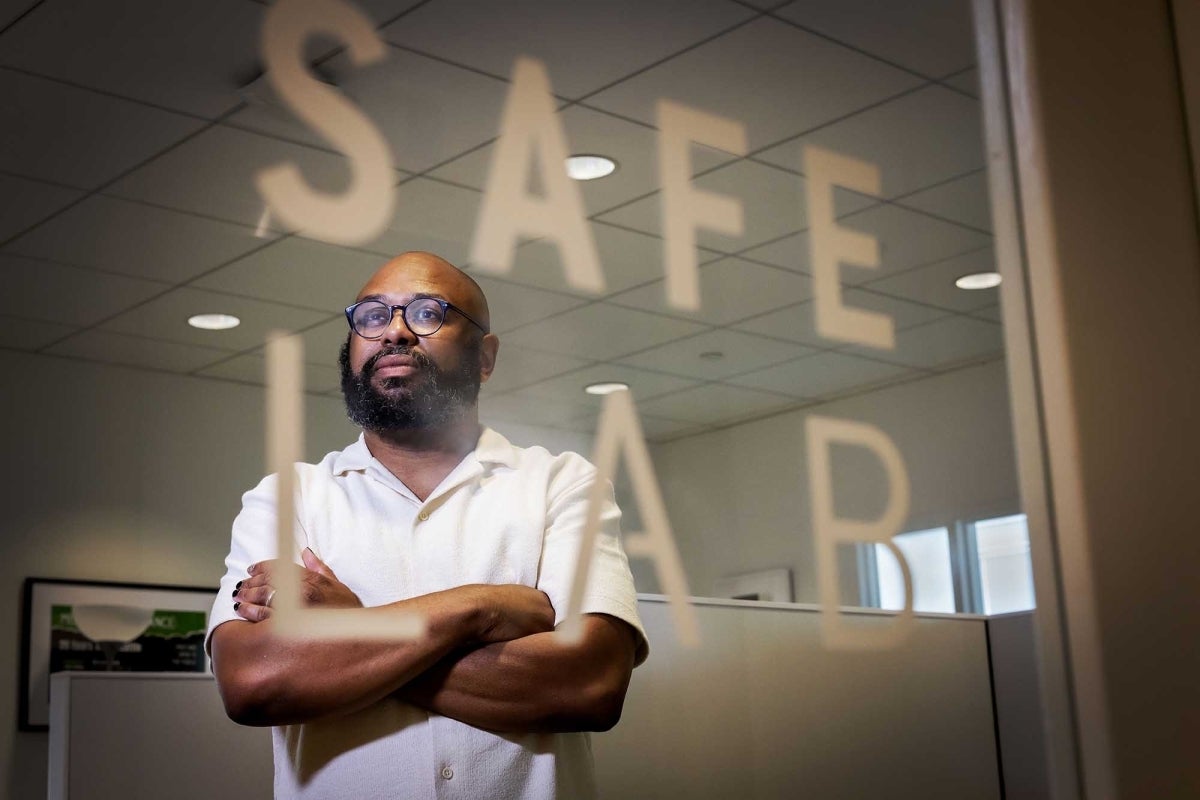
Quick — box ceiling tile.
[502,302,705,361]
[361,177,483,265]
[971,304,1002,323]
[44,329,235,373]
[192,236,384,313]
[742,203,991,281]
[472,275,587,334]
[774,0,976,78]
[587,17,920,150]
[480,388,597,431]
[431,105,676,215]
[608,256,813,325]
[1,1,37,28]
[492,222,668,298]
[636,382,795,425]
[863,247,1001,312]
[636,413,713,442]
[0,254,166,326]
[618,328,814,380]
[108,125,392,231]
[4,195,277,283]
[0,0,261,117]
[513,363,701,408]
[480,344,592,395]
[355,0,427,26]
[0,314,77,350]
[942,67,980,97]
[97,287,332,352]
[0,68,205,189]
[843,315,1004,368]
[755,85,985,199]
[381,0,754,99]
[728,350,912,399]
[195,353,343,394]
[733,287,950,346]
[896,171,993,232]
[298,317,353,367]
[0,174,85,242]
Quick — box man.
[207,251,647,799]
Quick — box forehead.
[356,257,472,305]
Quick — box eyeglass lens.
[351,298,445,337]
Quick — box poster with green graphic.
[49,605,207,673]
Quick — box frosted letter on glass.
[658,100,747,311]
[805,146,894,349]
[559,390,699,647]
[266,333,425,640]
[806,415,913,649]
[256,0,394,245]
[470,57,604,293]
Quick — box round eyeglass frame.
[345,297,489,339]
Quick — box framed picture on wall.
[19,577,216,731]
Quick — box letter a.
[470,57,605,293]
[806,415,914,649]
[257,0,394,245]
[559,390,699,647]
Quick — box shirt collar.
[332,427,518,476]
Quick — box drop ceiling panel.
[774,0,977,78]
[588,17,921,150]
[0,174,84,242]
[733,288,951,346]
[636,382,795,426]
[195,353,342,393]
[512,363,701,408]
[972,304,1002,323]
[0,69,205,189]
[0,314,76,350]
[471,275,587,334]
[355,0,427,26]
[0,1,37,29]
[362,177,483,265]
[845,315,1003,369]
[502,302,706,361]
[0,0,262,117]
[381,0,755,99]
[298,317,354,367]
[108,125,390,231]
[943,67,980,97]
[97,287,331,352]
[618,328,814,380]
[495,222,668,298]
[896,171,993,232]
[479,389,596,431]
[608,256,813,325]
[4,195,276,283]
[755,85,985,199]
[192,236,385,313]
[863,247,1001,312]
[634,413,712,441]
[728,350,912,399]
[480,344,592,395]
[431,105,671,215]
[45,329,235,373]
[320,46,511,173]
[0,254,166,326]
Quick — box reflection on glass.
[975,513,1036,614]
[875,527,956,614]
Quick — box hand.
[461,584,555,644]
[233,548,363,622]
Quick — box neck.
[362,411,482,498]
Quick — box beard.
[339,337,482,433]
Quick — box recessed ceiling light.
[584,381,630,396]
[955,272,1002,290]
[188,313,241,330]
[565,154,617,181]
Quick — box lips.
[371,353,418,378]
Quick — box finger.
[234,600,271,622]
[247,558,286,577]
[301,547,338,580]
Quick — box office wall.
[647,359,1020,602]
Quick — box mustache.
[363,345,435,376]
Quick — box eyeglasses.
[345,297,489,339]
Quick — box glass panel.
[876,528,956,613]
[974,513,1036,614]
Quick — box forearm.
[400,615,637,733]
[212,590,481,726]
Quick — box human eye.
[411,301,443,324]
[357,303,391,327]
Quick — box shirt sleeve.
[535,454,649,666]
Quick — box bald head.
[358,251,490,333]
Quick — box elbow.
[563,674,630,733]
[214,660,283,727]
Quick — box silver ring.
[266,588,276,608]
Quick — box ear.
[479,333,500,383]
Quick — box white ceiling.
[0,0,1003,442]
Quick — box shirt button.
[418,510,430,521]
[440,766,454,780]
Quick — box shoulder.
[481,428,597,485]
[241,439,363,500]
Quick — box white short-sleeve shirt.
[208,428,647,800]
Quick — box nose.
[380,307,418,346]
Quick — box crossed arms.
[209,548,639,733]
